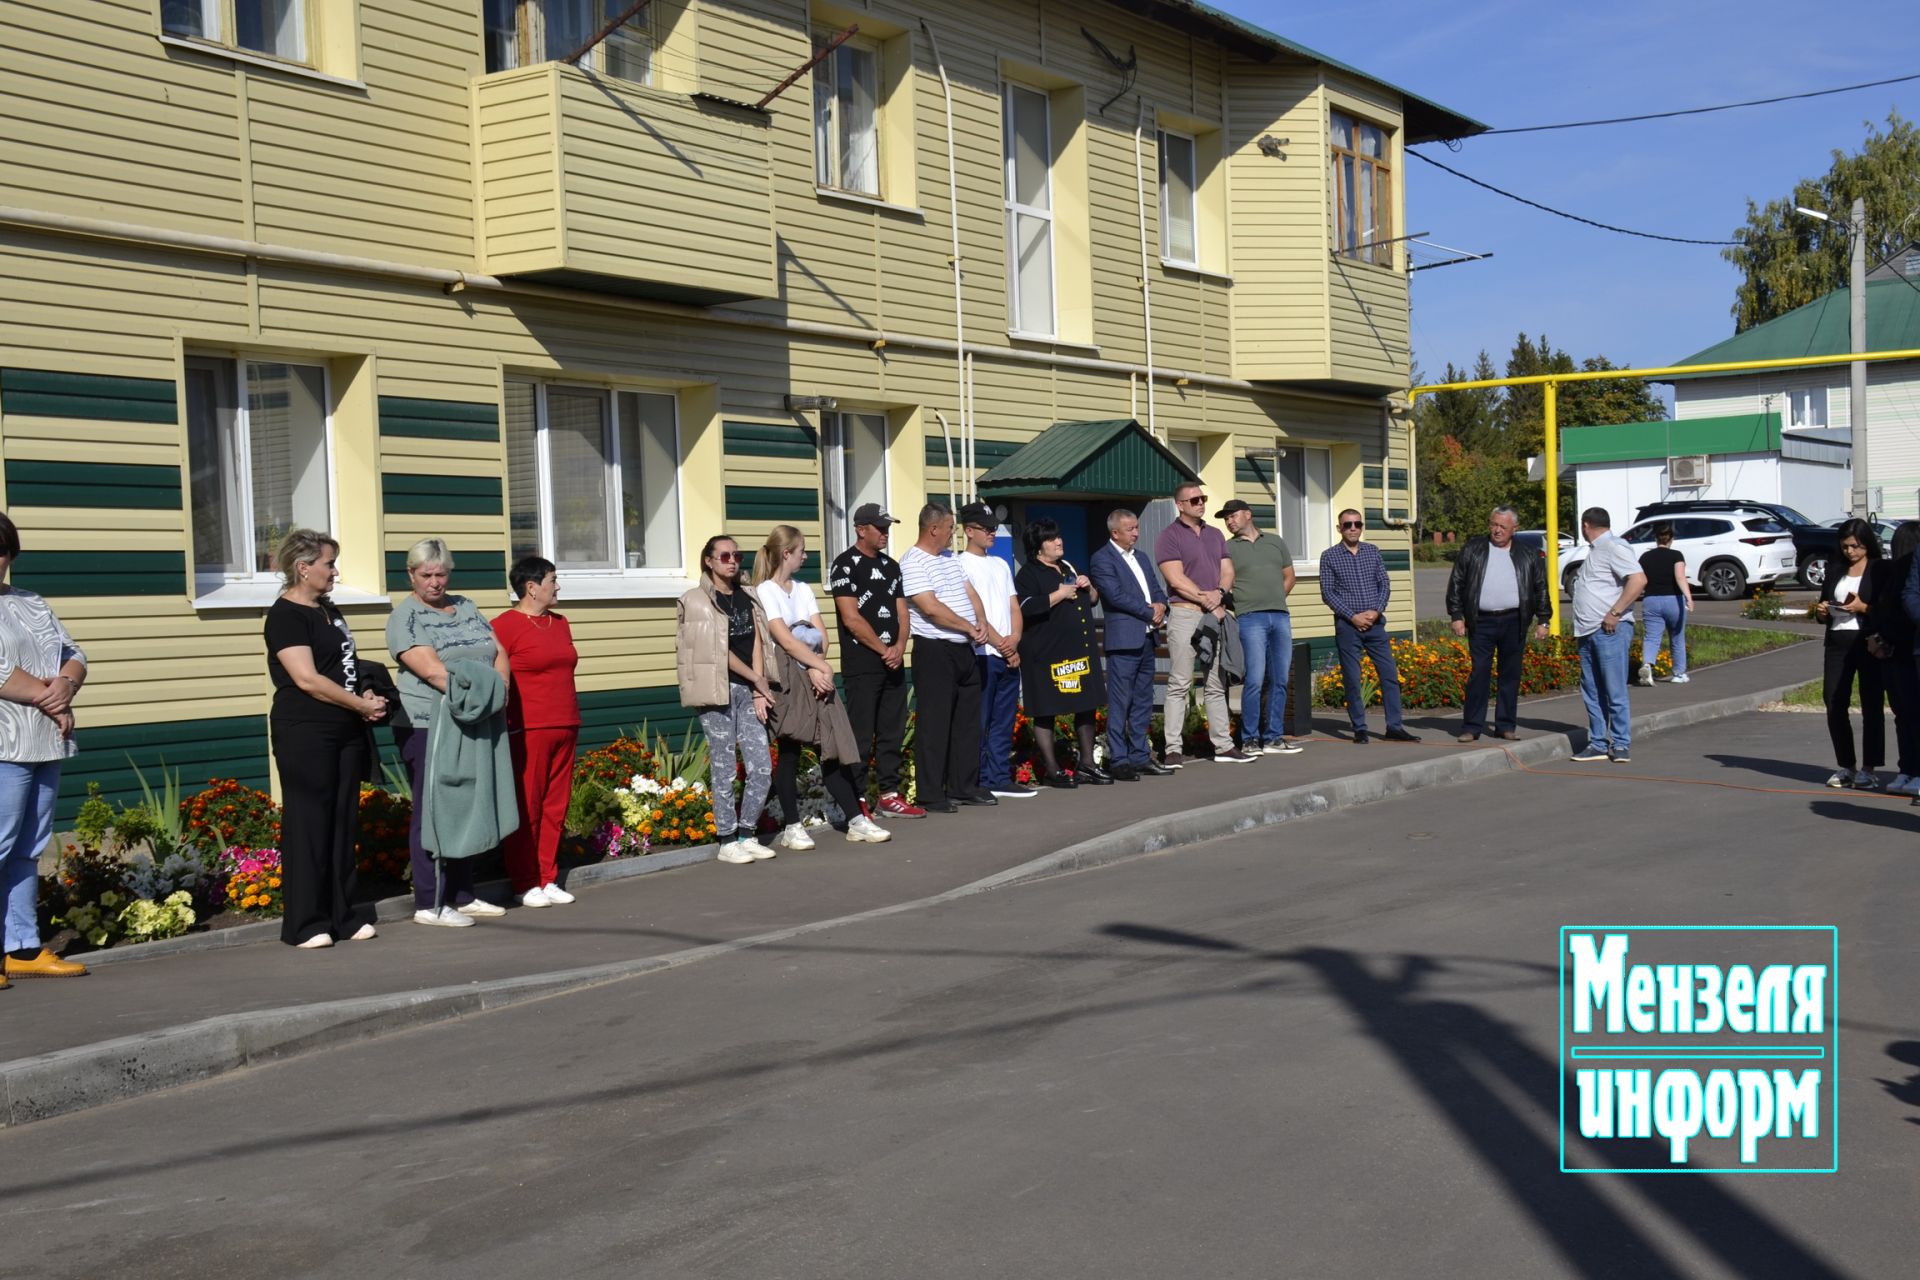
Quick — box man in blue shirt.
[1318,509,1418,743]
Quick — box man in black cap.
[829,503,924,820]
[1219,498,1302,755]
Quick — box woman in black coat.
[1866,521,1920,794]
[1015,518,1110,787]
[1815,518,1888,789]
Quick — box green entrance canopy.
[974,419,1201,500]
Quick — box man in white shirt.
[958,503,1030,798]
[1569,506,1647,763]
[901,502,993,812]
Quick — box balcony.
[473,65,775,305]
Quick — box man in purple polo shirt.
[1154,479,1257,766]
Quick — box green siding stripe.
[725,421,818,459]
[3,460,182,510]
[58,715,271,823]
[576,685,700,753]
[11,550,185,597]
[738,549,823,582]
[1365,507,1386,524]
[378,396,499,443]
[1389,508,1409,522]
[1388,467,1408,490]
[1248,503,1277,527]
[924,438,1025,469]
[383,549,509,592]
[1,368,177,424]
[725,485,819,522]
[1380,550,1411,572]
[1235,456,1275,486]
[382,472,504,516]
[1363,465,1383,490]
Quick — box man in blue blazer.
[1089,508,1174,779]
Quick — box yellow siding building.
[0,0,1480,813]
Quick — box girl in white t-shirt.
[753,526,891,848]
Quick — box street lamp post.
[1795,198,1871,517]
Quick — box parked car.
[1518,529,1576,553]
[1634,500,1841,589]
[1562,511,1798,600]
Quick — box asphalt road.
[3,710,1913,1279]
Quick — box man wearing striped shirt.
[1318,509,1419,744]
[901,502,995,813]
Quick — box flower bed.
[1318,633,1696,708]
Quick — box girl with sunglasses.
[676,536,778,862]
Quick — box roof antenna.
[1081,27,1137,114]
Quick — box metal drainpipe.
[1133,96,1158,438]
[923,20,969,507]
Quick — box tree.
[1723,111,1920,332]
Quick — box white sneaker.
[1825,769,1851,788]
[1264,740,1304,754]
[846,814,892,843]
[518,887,553,909]
[1887,773,1914,795]
[1853,770,1883,791]
[738,835,777,860]
[1636,663,1654,687]
[779,823,816,850]
[541,882,575,904]
[348,923,378,942]
[456,898,506,918]
[717,842,756,864]
[414,906,475,928]
[1669,673,1690,684]
[296,933,334,949]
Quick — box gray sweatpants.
[700,682,772,840]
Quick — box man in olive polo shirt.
[1219,499,1302,755]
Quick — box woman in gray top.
[0,511,89,982]
[387,539,513,927]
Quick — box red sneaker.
[876,792,926,819]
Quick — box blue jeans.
[1334,616,1405,732]
[1578,625,1634,754]
[977,653,1022,788]
[1641,596,1687,676]
[1106,645,1157,768]
[1,760,61,953]
[1237,610,1293,747]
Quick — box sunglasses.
[1183,495,1208,505]
[1340,520,1365,530]
[712,550,740,563]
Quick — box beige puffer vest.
[676,580,776,709]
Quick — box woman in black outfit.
[263,530,390,948]
[1815,518,1886,790]
[1016,518,1110,787]
[1867,521,1920,794]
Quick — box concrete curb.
[81,840,725,968]
[0,678,1807,1128]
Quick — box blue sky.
[1235,0,1917,380]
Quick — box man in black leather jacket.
[1445,506,1553,741]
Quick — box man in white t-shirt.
[1569,506,1647,764]
[958,502,1030,799]
[900,502,991,812]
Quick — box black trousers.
[911,637,982,806]
[842,661,909,795]
[1463,610,1525,734]
[1884,652,1920,776]
[273,712,369,946]
[1823,630,1885,770]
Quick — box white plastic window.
[1004,82,1056,336]
[814,37,880,195]
[821,411,890,565]
[1159,130,1198,265]
[184,356,331,585]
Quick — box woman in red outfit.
[493,556,581,908]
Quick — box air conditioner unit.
[1668,455,1710,487]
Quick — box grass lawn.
[1412,619,1805,668]
[1778,678,1863,710]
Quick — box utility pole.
[1850,196,1871,519]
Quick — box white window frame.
[162,0,310,66]
[506,379,686,598]
[1787,386,1828,429]
[813,33,881,197]
[1158,128,1199,266]
[483,0,654,83]
[1003,81,1058,339]
[185,353,360,607]
[820,410,891,566]
[1269,446,1335,572]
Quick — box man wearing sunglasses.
[1318,510,1419,744]
[1154,481,1256,766]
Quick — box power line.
[1407,149,1740,246]
[1476,71,1920,136]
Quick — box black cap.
[958,502,997,529]
[1215,498,1253,519]
[851,502,898,528]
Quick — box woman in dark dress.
[1016,518,1111,788]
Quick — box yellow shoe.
[6,948,88,978]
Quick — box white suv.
[1559,512,1797,601]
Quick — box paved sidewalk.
[0,640,1820,1075]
